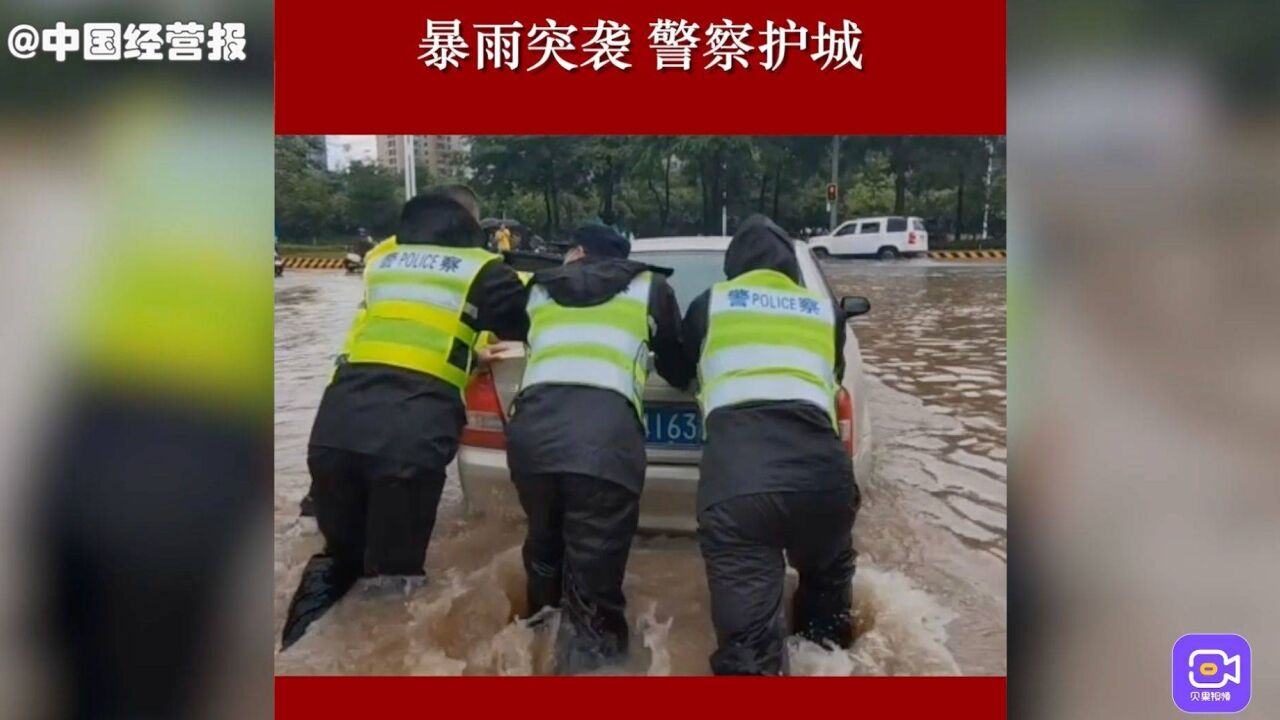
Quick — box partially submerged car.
[458,236,872,532]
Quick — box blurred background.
[1009,0,1279,717]
[0,0,272,718]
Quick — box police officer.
[682,215,860,675]
[505,225,690,673]
[281,191,530,649]
[298,185,484,519]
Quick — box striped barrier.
[927,250,1006,260]
[285,251,1005,266]
[283,256,346,270]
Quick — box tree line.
[276,135,1005,245]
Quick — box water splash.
[637,602,675,675]
[791,566,960,676]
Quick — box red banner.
[276,676,1007,717]
[275,0,1005,135]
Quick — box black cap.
[572,224,630,259]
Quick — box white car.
[806,216,929,260]
[457,237,873,533]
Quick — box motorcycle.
[343,252,365,274]
[274,251,284,277]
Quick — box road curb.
[927,250,1006,260]
[283,256,345,269]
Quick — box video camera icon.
[1187,649,1241,689]
[1173,634,1251,713]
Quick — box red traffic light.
[826,183,838,201]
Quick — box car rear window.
[633,251,726,313]
[886,217,907,232]
[912,219,926,231]
[859,222,881,234]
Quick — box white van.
[806,216,929,259]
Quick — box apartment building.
[375,135,471,180]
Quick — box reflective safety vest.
[699,269,838,430]
[345,239,500,390]
[77,104,270,417]
[335,237,397,363]
[521,272,653,416]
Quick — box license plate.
[644,406,704,447]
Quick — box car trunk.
[486,344,703,466]
[640,370,703,466]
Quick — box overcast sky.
[325,135,377,171]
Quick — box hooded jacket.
[505,255,690,494]
[309,236,530,468]
[682,216,852,512]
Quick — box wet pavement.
[274,258,1007,675]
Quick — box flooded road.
[274,258,1007,675]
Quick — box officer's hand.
[476,341,521,366]
[476,344,500,366]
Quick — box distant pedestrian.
[495,225,514,252]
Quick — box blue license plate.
[644,406,704,446]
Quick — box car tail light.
[908,232,918,245]
[837,387,856,457]
[461,368,507,449]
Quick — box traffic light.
[826,183,838,202]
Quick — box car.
[457,236,873,533]
[806,215,929,260]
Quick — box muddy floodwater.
[274,258,1007,675]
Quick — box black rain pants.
[511,472,641,674]
[281,446,446,649]
[697,488,858,675]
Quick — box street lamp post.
[402,135,417,200]
[721,157,728,236]
[981,137,994,241]
[829,136,840,230]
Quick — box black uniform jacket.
[506,256,691,494]
[681,224,852,512]
[309,241,530,469]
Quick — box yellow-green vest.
[521,272,652,416]
[344,238,499,390]
[699,269,837,429]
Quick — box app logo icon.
[1173,634,1251,713]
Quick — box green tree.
[844,151,897,217]
[496,136,1003,239]
[626,137,679,234]
[471,136,589,237]
[757,136,832,228]
[414,160,435,196]
[586,136,629,226]
[674,136,756,234]
[340,162,401,237]
[915,137,991,241]
[275,135,343,242]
